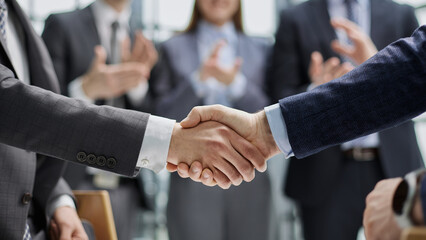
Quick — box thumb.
[181,105,229,128]
[91,46,107,68]
[309,51,323,77]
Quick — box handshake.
[166,105,281,189]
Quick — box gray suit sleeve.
[0,66,150,177]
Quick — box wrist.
[167,123,181,165]
[254,111,281,158]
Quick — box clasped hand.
[167,105,281,189]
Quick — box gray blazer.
[153,31,272,240]
[0,1,149,238]
[154,31,270,120]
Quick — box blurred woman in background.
[153,0,272,239]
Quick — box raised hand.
[167,121,267,189]
[200,40,243,85]
[121,31,158,70]
[330,18,378,65]
[309,51,354,86]
[81,46,150,99]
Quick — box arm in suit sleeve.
[0,66,149,177]
[266,10,309,102]
[42,15,69,96]
[278,25,426,159]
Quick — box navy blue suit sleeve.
[279,25,426,158]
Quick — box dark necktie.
[110,21,120,64]
[345,0,358,24]
[0,0,7,43]
[108,20,125,108]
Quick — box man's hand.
[49,206,88,240]
[363,178,403,240]
[167,121,267,189]
[330,18,378,65]
[200,41,243,86]
[309,51,354,86]
[81,46,150,99]
[168,105,281,187]
[121,31,158,70]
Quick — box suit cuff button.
[96,156,106,166]
[107,158,117,169]
[77,152,87,162]
[87,154,96,164]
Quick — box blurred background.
[16,0,426,239]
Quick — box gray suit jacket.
[0,1,149,238]
[153,31,270,120]
[41,4,154,210]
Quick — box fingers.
[331,40,354,59]
[212,168,232,189]
[120,36,131,62]
[177,163,190,178]
[209,40,226,60]
[187,161,203,181]
[91,46,107,69]
[166,162,178,172]
[333,62,354,79]
[233,57,243,73]
[330,18,360,36]
[214,157,243,186]
[308,51,324,84]
[180,105,227,128]
[200,168,216,186]
[228,129,265,174]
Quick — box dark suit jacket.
[0,1,150,238]
[278,24,426,205]
[154,31,270,120]
[41,5,153,209]
[267,0,424,206]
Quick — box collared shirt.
[190,20,247,107]
[68,0,148,105]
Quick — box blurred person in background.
[152,0,271,239]
[267,0,424,239]
[42,0,158,239]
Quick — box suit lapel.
[310,0,340,58]
[7,0,60,92]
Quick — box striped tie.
[23,223,32,240]
[0,0,7,43]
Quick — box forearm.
[0,67,148,176]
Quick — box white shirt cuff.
[264,103,294,158]
[46,194,76,219]
[137,115,176,173]
[307,83,318,92]
[226,72,247,101]
[68,77,95,103]
[127,81,149,106]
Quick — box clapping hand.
[81,46,150,100]
[309,51,354,86]
[331,18,378,65]
[200,40,243,86]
